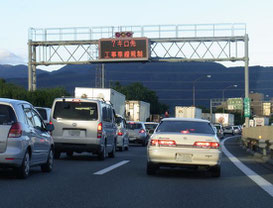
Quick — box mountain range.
[1,62,273,112]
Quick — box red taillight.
[8,122,22,138]
[49,121,53,125]
[5,158,15,160]
[97,122,102,138]
[150,139,176,147]
[139,129,145,134]
[118,131,123,136]
[193,141,220,149]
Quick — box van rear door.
[51,100,98,141]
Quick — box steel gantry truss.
[28,23,250,126]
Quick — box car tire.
[109,141,116,158]
[98,144,107,160]
[54,151,61,159]
[210,165,221,177]
[142,139,146,147]
[66,151,73,157]
[146,162,158,175]
[41,148,54,173]
[17,151,30,179]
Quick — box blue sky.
[1,0,273,70]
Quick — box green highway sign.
[244,97,251,117]
[227,98,243,110]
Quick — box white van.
[51,97,117,160]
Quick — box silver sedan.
[147,118,221,177]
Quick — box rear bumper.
[147,147,221,167]
[117,136,125,147]
[129,135,147,143]
[0,144,25,168]
[54,143,101,154]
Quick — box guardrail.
[241,126,273,160]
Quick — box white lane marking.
[222,137,273,197]
[94,160,130,175]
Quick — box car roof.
[0,98,30,105]
[35,107,51,110]
[144,122,158,124]
[161,117,210,123]
[127,121,144,124]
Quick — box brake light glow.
[97,122,103,138]
[139,129,145,134]
[72,99,81,102]
[181,130,190,134]
[193,141,220,149]
[8,122,22,138]
[118,131,123,136]
[150,139,176,147]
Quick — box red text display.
[99,38,149,61]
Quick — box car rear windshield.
[145,124,158,130]
[36,108,47,120]
[156,120,214,134]
[53,101,98,121]
[0,104,16,125]
[127,123,142,130]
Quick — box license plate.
[176,153,192,162]
[69,130,80,137]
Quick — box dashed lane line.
[94,160,130,175]
[222,137,273,198]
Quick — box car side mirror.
[46,123,54,132]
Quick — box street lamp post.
[222,84,238,113]
[192,74,211,106]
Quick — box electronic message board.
[99,37,149,62]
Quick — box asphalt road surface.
[0,136,273,208]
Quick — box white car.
[147,118,222,177]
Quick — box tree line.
[0,79,169,114]
[0,79,68,107]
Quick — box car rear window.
[127,123,142,130]
[156,120,214,134]
[145,124,158,130]
[36,108,47,120]
[53,101,98,121]
[0,104,16,125]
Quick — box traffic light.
[115,31,133,38]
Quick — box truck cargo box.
[125,100,150,122]
[75,87,126,117]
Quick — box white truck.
[214,113,234,127]
[125,100,150,122]
[253,117,269,126]
[175,106,202,119]
[74,87,126,117]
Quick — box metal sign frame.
[28,23,250,126]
